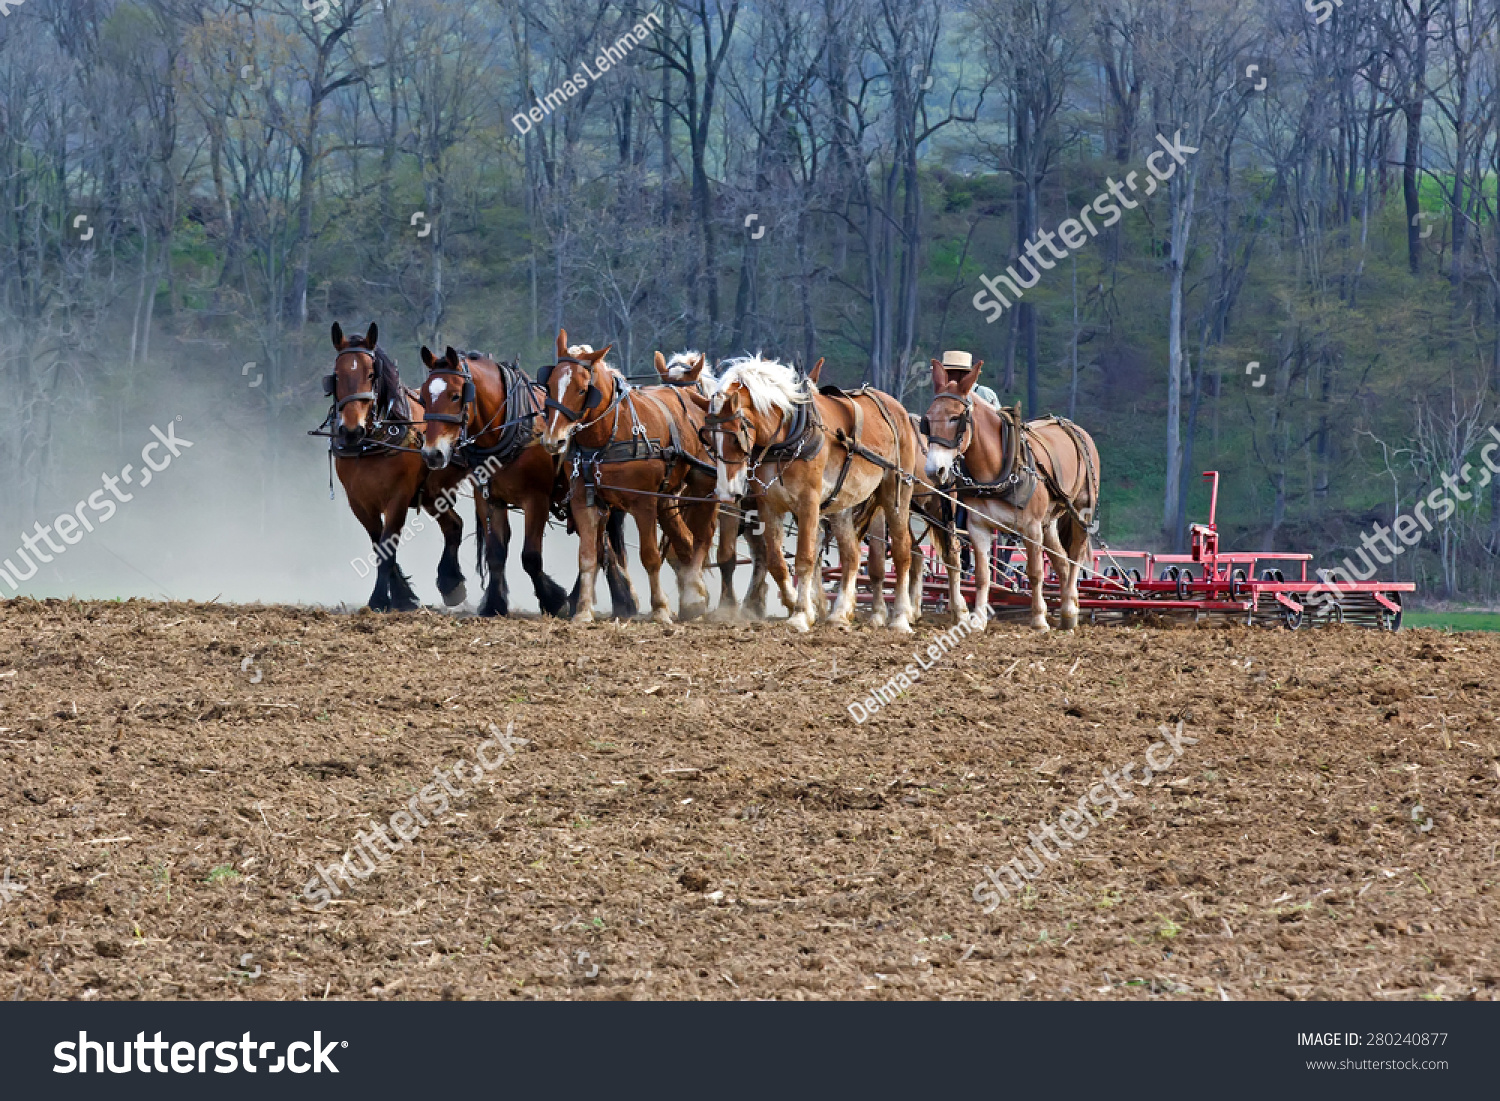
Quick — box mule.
[694,356,919,634]
[921,358,1101,631]
[321,322,468,612]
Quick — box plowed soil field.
[1,599,1496,1000]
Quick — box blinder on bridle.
[537,358,604,422]
[921,396,972,451]
[424,356,479,426]
[698,409,752,462]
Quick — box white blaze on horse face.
[716,461,747,502]
[543,368,576,452]
[429,377,448,400]
[926,445,957,482]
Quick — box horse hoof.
[866,611,888,628]
[442,583,468,608]
[574,610,595,625]
[1030,619,1051,633]
[651,608,674,626]
[787,612,811,633]
[890,616,913,635]
[679,602,709,622]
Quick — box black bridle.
[536,356,605,423]
[422,358,478,426]
[920,394,973,452]
[698,407,752,462]
[324,347,380,414]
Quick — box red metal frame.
[822,471,1414,629]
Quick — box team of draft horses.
[318,323,1101,634]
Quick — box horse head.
[922,356,983,484]
[418,345,478,470]
[538,328,614,456]
[326,321,384,448]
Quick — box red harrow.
[824,471,1413,630]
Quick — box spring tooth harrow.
[823,471,1413,630]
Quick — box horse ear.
[365,322,378,348]
[585,344,613,365]
[681,356,705,383]
[420,346,435,369]
[556,329,569,359]
[683,389,712,410]
[331,322,344,350]
[973,360,985,376]
[445,346,460,367]
[955,362,981,396]
[654,351,668,376]
[930,359,948,392]
[808,357,825,385]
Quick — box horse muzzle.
[925,449,957,485]
[421,441,452,470]
[337,424,367,448]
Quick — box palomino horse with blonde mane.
[652,350,768,619]
[921,358,1101,631]
[539,331,720,624]
[694,356,920,633]
[319,322,469,611]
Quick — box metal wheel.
[1282,600,1304,630]
[1176,568,1193,601]
[1231,568,1249,600]
[1380,592,1404,632]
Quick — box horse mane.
[718,354,810,417]
[665,351,719,394]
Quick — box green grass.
[1404,611,1500,633]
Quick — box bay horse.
[921,358,1101,631]
[694,356,920,634]
[416,346,636,619]
[320,322,468,612]
[539,331,720,625]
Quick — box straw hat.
[941,350,973,371]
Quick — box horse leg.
[788,498,823,633]
[658,504,703,620]
[744,511,771,620]
[936,523,964,625]
[1045,518,1083,631]
[432,501,467,607]
[825,512,864,628]
[571,497,602,624]
[968,513,996,631]
[477,504,511,617]
[602,507,640,618]
[522,495,569,617]
[760,510,798,618]
[812,521,832,620]
[375,504,419,613]
[632,504,673,625]
[883,478,916,634]
[679,497,718,621]
[1022,518,1051,632]
[864,513,888,627]
[710,508,741,620]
